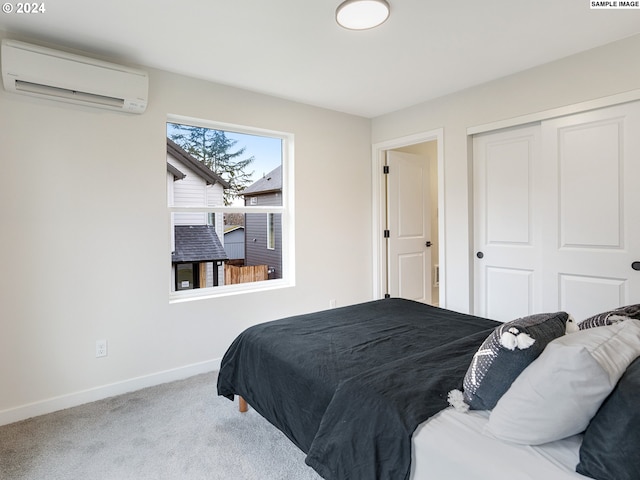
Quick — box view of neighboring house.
[166,139,230,291]
[241,166,282,280]
[223,225,245,266]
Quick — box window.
[167,116,294,301]
[267,213,276,250]
[175,263,199,291]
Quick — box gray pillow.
[487,320,640,445]
[579,303,640,330]
[462,311,568,410]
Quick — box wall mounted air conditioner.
[1,39,148,114]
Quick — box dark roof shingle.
[241,165,281,195]
[172,225,228,263]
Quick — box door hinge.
[384,229,390,238]
[383,165,390,174]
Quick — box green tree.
[169,123,254,205]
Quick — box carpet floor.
[0,372,323,480]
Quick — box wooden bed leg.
[238,396,248,413]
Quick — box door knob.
[633,262,640,271]
[425,241,432,247]
[476,251,484,259]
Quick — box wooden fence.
[224,264,268,285]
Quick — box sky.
[225,131,282,184]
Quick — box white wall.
[0,33,372,423]
[372,33,640,314]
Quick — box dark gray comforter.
[217,298,497,480]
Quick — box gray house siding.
[224,227,245,261]
[244,190,282,279]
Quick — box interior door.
[473,125,542,321]
[386,151,432,303]
[540,102,640,319]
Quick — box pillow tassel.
[565,315,579,334]
[500,328,535,350]
[447,389,469,413]
[515,332,535,350]
[500,331,518,350]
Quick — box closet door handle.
[632,262,640,271]
[476,251,484,259]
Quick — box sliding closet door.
[473,125,542,321]
[474,101,640,322]
[540,102,640,319]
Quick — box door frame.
[371,128,445,306]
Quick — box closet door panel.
[558,120,621,248]
[485,267,533,321]
[541,101,640,318]
[559,274,626,322]
[485,139,531,244]
[473,125,541,321]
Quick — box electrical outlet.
[96,339,108,358]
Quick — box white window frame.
[168,114,295,303]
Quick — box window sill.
[169,278,294,304]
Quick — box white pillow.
[486,319,640,445]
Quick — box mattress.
[412,408,588,480]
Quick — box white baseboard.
[0,358,221,427]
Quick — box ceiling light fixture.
[336,0,390,30]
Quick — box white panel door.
[540,102,640,319]
[387,151,432,303]
[473,125,541,321]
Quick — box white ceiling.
[1,0,639,118]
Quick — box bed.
[217,298,640,480]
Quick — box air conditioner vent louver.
[1,39,148,114]
[15,80,126,108]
